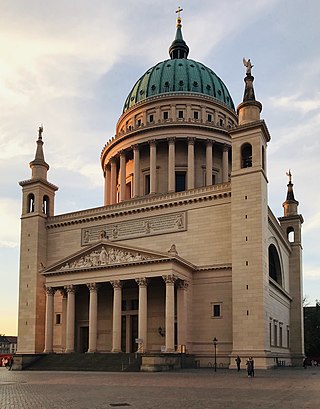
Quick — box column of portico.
[222,144,229,183]
[149,140,157,194]
[132,144,140,198]
[136,278,149,353]
[177,280,189,349]
[206,139,213,186]
[65,285,77,353]
[44,287,55,353]
[60,289,67,352]
[187,138,195,190]
[87,283,99,353]
[168,137,176,193]
[111,280,122,352]
[104,165,111,205]
[163,275,176,353]
[110,158,117,204]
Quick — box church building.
[17,12,304,369]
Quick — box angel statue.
[243,58,254,75]
[286,169,292,184]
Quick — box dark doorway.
[79,326,89,353]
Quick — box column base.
[43,349,53,354]
[65,349,75,353]
[112,349,122,353]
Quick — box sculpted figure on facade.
[58,246,151,270]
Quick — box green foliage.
[304,303,320,356]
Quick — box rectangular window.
[211,303,222,318]
[55,314,61,325]
[122,300,127,311]
[145,174,150,195]
[279,325,283,347]
[178,110,184,119]
[287,327,290,348]
[274,322,278,346]
[131,299,139,310]
[163,111,169,120]
[207,113,212,122]
[149,114,154,123]
[269,322,272,346]
[193,111,199,119]
[175,172,186,192]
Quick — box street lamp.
[213,337,218,372]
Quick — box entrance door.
[131,315,138,352]
[79,326,89,353]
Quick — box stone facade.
[17,17,304,369]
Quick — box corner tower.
[17,127,58,354]
[279,171,304,364]
[230,62,271,367]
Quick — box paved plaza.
[0,367,319,409]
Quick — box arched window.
[27,193,35,213]
[42,195,50,215]
[269,244,282,286]
[287,226,295,243]
[241,143,252,168]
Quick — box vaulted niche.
[241,143,252,168]
[42,195,50,215]
[287,226,295,243]
[269,244,282,286]
[27,193,35,213]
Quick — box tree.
[304,300,320,357]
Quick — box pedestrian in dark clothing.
[8,357,13,371]
[235,355,241,372]
[246,357,254,377]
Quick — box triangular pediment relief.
[42,240,178,275]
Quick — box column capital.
[119,149,126,157]
[132,144,140,151]
[149,139,157,146]
[64,285,77,294]
[167,137,176,144]
[206,139,214,147]
[177,280,189,290]
[110,156,117,163]
[187,137,196,145]
[87,283,100,292]
[45,286,55,296]
[110,280,122,289]
[223,143,230,152]
[162,274,177,285]
[135,277,149,287]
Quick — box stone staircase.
[25,353,141,372]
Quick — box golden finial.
[176,6,183,27]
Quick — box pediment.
[42,240,175,275]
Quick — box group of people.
[1,357,13,370]
[235,356,255,377]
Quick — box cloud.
[0,199,20,248]
[269,93,320,114]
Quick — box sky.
[1,0,319,336]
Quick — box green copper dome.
[123,58,235,112]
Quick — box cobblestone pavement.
[0,367,319,409]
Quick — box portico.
[42,241,191,355]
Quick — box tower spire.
[29,125,49,180]
[237,58,262,125]
[283,170,299,217]
[169,7,189,59]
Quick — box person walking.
[246,358,253,377]
[235,355,241,372]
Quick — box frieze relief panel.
[81,211,186,246]
[58,246,155,272]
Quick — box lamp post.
[213,337,218,372]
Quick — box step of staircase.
[26,353,141,372]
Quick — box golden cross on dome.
[176,6,183,18]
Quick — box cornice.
[19,177,59,191]
[46,183,231,229]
